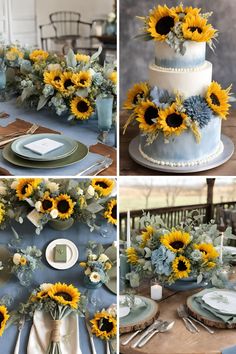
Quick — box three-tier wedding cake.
[124,3,233,169]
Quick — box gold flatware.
[0,124,39,147]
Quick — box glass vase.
[83,275,103,289]
[96,95,114,143]
[0,69,6,89]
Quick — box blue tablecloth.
[0,219,116,354]
[0,100,115,176]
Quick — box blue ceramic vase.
[164,277,208,292]
[83,275,103,289]
[0,69,6,90]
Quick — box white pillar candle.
[151,284,162,301]
[219,232,224,264]
[127,210,131,248]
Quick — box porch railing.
[119,201,236,240]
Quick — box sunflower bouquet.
[124,82,233,144]
[3,44,117,122]
[80,243,113,288]
[1,178,116,234]
[0,304,10,337]
[18,282,86,354]
[125,212,233,286]
[137,3,218,53]
[11,246,42,287]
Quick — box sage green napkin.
[193,288,236,325]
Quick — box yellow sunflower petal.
[141,225,155,248]
[172,255,191,279]
[123,82,150,110]
[48,282,80,309]
[135,100,160,134]
[161,230,191,253]
[91,178,115,197]
[0,203,5,225]
[104,199,117,225]
[30,49,49,62]
[90,311,117,340]
[206,81,231,119]
[158,103,188,137]
[70,96,93,120]
[194,243,219,260]
[0,305,10,336]
[182,14,217,42]
[126,247,139,265]
[55,194,75,219]
[16,178,41,200]
[75,53,90,63]
[40,192,56,213]
[147,5,178,41]
[43,70,62,89]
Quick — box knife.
[131,320,163,348]
[85,313,97,354]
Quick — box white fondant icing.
[140,117,222,165]
[154,63,206,72]
[155,41,206,68]
[149,61,212,98]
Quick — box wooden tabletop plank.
[120,110,236,176]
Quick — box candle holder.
[96,95,114,144]
[150,278,163,301]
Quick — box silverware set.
[0,123,39,148]
[121,319,175,348]
[76,155,113,176]
[177,305,214,334]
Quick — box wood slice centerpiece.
[120,295,160,334]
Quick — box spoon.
[138,321,175,348]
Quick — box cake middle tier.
[149,61,212,98]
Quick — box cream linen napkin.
[27,310,82,354]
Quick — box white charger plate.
[45,238,78,270]
[202,290,236,315]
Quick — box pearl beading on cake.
[153,62,207,73]
[139,141,224,168]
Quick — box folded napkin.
[193,288,236,325]
[27,310,82,354]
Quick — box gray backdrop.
[120,0,236,104]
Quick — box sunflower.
[0,203,5,225]
[147,5,178,41]
[5,47,24,61]
[172,255,191,279]
[182,14,217,42]
[0,305,10,336]
[90,311,117,340]
[40,192,56,213]
[173,5,200,17]
[16,178,41,200]
[29,49,49,62]
[55,194,75,219]
[74,71,92,88]
[207,262,216,268]
[123,82,150,110]
[70,96,93,120]
[20,257,27,266]
[36,290,50,300]
[91,178,115,197]
[206,81,231,119]
[104,199,117,225]
[135,100,160,134]
[158,103,188,137]
[194,243,219,260]
[48,282,80,309]
[75,53,90,63]
[141,225,155,248]
[43,70,62,90]
[126,247,139,265]
[58,72,77,95]
[161,230,191,253]
[108,72,117,84]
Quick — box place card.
[54,244,67,263]
[24,138,64,155]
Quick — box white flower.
[85,185,95,199]
[11,181,18,189]
[89,254,97,261]
[77,187,84,196]
[85,267,91,275]
[13,253,21,265]
[50,209,58,219]
[90,272,101,283]
[35,201,42,212]
[88,68,95,77]
[40,283,53,291]
[0,186,6,195]
[47,63,61,72]
[112,241,118,248]
[45,181,59,193]
[98,254,109,263]
[108,12,116,23]
[106,304,117,317]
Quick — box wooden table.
[120,281,236,354]
[120,110,236,176]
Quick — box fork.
[93,160,112,175]
[177,306,199,333]
[14,316,25,354]
[0,123,39,147]
[76,155,110,176]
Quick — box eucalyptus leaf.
[65,49,77,68]
[86,202,104,214]
[21,87,34,101]
[90,46,102,62]
[37,95,49,111]
[197,273,203,284]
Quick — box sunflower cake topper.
[125,211,233,286]
[137,3,218,54]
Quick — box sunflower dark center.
[210,93,220,106]
[178,260,187,271]
[133,92,144,104]
[166,113,183,128]
[99,318,114,333]
[95,181,108,189]
[54,292,72,301]
[155,16,175,35]
[57,200,70,213]
[42,199,53,210]
[0,313,4,327]
[64,79,74,89]
[144,106,159,125]
[170,241,184,249]
[189,26,203,34]
[54,76,60,81]
[80,79,86,84]
[200,249,208,254]
[21,184,29,194]
[77,100,89,113]
[111,205,117,219]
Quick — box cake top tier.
[137,3,218,56]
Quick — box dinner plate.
[11,133,78,161]
[45,238,79,270]
[3,140,88,169]
[202,290,236,315]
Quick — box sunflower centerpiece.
[125,212,230,291]
[80,243,113,289]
